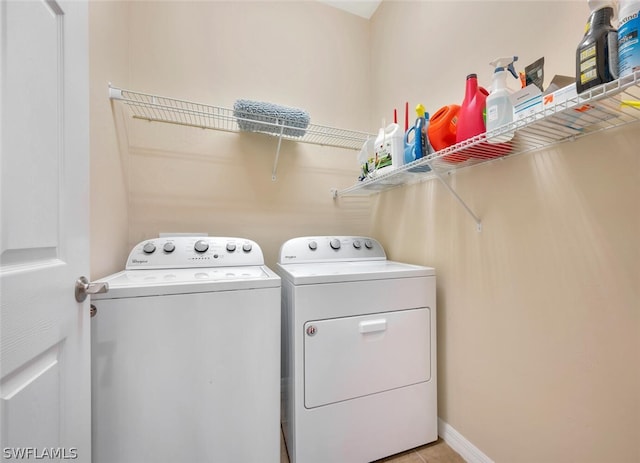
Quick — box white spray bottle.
[486,56,519,144]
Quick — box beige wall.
[90,1,640,462]
[89,1,131,278]
[90,1,373,273]
[370,2,639,462]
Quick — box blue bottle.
[403,104,432,172]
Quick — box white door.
[1,0,90,461]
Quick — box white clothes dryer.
[276,236,437,463]
[91,236,280,463]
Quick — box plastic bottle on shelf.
[403,105,432,172]
[404,104,429,162]
[618,0,640,77]
[454,73,491,161]
[455,74,488,144]
[415,103,428,159]
[373,122,404,175]
[428,105,459,148]
[486,56,519,144]
[455,73,512,160]
[576,0,619,93]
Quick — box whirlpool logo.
[131,259,148,264]
[284,255,297,260]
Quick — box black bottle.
[576,3,619,93]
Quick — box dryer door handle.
[359,319,387,334]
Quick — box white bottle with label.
[486,56,519,144]
[618,0,640,77]
[372,122,404,175]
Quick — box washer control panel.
[126,236,264,269]
[278,236,386,263]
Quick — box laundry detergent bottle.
[456,73,512,160]
[456,74,488,143]
[373,122,404,175]
[404,105,432,172]
[404,104,428,163]
[455,73,490,162]
[576,0,619,93]
[486,56,518,144]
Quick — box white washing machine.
[91,235,281,463]
[276,236,437,463]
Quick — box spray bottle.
[576,0,619,93]
[486,56,519,144]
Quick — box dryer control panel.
[126,236,264,269]
[278,236,386,264]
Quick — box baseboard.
[438,418,494,463]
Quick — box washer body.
[91,236,281,463]
[276,236,437,463]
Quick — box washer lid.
[92,265,280,299]
[276,260,434,285]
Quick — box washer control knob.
[163,242,175,253]
[364,239,373,249]
[242,243,252,253]
[329,239,341,250]
[226,243,236,252]
[194,240,209,253]
[143,242,156,254]
[308,241,318,251]
[353,240,362,249]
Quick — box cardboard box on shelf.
[510,84,542,120]
[542,76,578,110]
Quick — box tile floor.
[280,430,466,463]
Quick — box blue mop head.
[233,99,310,137]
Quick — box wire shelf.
[338,70,640,197]
[109,85,373,151]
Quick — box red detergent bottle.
[455,73,488,144]
[455,73,510,159]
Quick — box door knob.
[75,276,109,302]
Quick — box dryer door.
[304,308,431,408]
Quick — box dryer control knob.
[364,239,373,249]
[242,243,252,253]
[163,242,175,253]
[330,239,341,250]
[143,242,156,254]
[353,240,362,249]
[194,240,209,253]
[308,241,318,251]
[226,243,236,252]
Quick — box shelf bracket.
[108,82,123,100]
[271,121,285,181]
[429,164,482,232]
